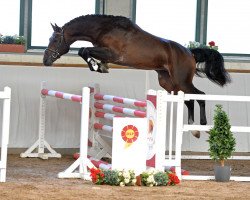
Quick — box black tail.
[190,48,231,86]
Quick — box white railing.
[0,87,11,182]
[160,91,250,182]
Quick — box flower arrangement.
[90,168,180,187]
[90,168,136,186]
[0,34,26,45]
[90,168,105,185]
[140,169,180,186]
[186,40,218,51]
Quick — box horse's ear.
[51,23,62,32]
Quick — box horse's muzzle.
[43,57,53,66]
[43,51,54,66]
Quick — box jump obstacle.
[0,87,11,182]
[20,82,250,181]
[20,82,174,178]
[161,91,250,181]
[20,82,94,179]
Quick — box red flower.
[90,168,105,185]
[167,173,180,186]
[208,41,215,47]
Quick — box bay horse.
[43,14,231,137]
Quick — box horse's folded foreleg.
[78,47,117,73]
[78,48,108,73]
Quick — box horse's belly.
[114,59,162,70]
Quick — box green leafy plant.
[103,169,120,186]
[14,35,26,45]
[154,171,169,186]
[2,36,15,44]
[208,104,236,166]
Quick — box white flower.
[132,179,136,184]
[149,183,154,187]
[187,41,201,48]
[147,175,154,183]
[124,178,130,184]
[122,171,130,179]
[120,182,125,187]
[147,168,157,175]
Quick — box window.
[0,0,20,36]
[31,0,96,48]
[207,0,250,54]
[136,0,197,46]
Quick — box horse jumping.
[43,14,231,133]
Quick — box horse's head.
[43,23,70,66]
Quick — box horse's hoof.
[200,119,207,125]
[101,62,109,69]
[191,130,200,138]
[188,119,194,125]
[97,64,109,73]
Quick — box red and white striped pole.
[41,89,82,103]
[94,93,147,108]
[94,102,146,118]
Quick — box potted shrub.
[208,104,236,182]
[0,34,26,53]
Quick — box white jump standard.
[20,82,95,179]
[58,87,95,179]
[0,87,11,182]
[20,82,62,159]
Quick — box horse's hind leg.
[193,86,207,125]
[78,47,118,73]
[185,100,195,125]
[157,70,195,123]
[156,70,199,138]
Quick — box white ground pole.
[20,82,61,159]
[58,87,95,180]
[0,87,11,182]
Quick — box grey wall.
[0,65,250,153]
[104,0,134,19]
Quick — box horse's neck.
[65,19,101,45]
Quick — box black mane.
[62,14,133,30]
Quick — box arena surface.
[0,155,250,200]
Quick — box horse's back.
[95,15,194,71]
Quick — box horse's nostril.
[43,57,52,66]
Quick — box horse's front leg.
[78,47,106,73]
[78,47,118,73]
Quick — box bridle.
[45,29,66,59]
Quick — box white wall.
[0,65,250,152]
